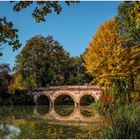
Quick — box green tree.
[14,35,71,90]
[116,1,140,91]
[64,56,92,85]
[117,1,140,44]
[0,63,12,95]
[13,35,89,90]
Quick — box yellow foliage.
[83,18,140,86]
[9,74,25,93]
[133,2,140,24]
[12,119,26,126]
[130,91,140,102]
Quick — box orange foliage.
[83,18,140,86]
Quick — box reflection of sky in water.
[0,124,3,130]
[0,124,21,139]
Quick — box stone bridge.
[32,85,103,107]
[31,86,103,123]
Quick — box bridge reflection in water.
[33,105,103,127]
[32,86,104,126]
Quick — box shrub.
[101,104,140,139]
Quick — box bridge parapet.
[33,85,103,92]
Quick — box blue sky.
[0,1,121,68]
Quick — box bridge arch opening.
[54,94,75,116]
[36,95,50,115]
[54,94,75,105]
[37,95,50,105]
[80,94,95,117]
[80,94,95,106]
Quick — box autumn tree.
[83,18,140,102]
[9,74,25,93]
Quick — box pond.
[0,105,105,139]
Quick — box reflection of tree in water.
[80,95,95,117]
[15,119,37,139]
[80,106,95,117]
[54,95,74,116]
[36,105,49,115]
[0,106,34,121]
[0,106,104,139]
[36,96,50,115]
[0,123,9,139]
[54,105,74,116]
[81,110,93,117]
[0,118,103,139]
[80,95,95,106]
[33,121,81,139]
[16,120,102,139]
[37,95,50,105]
[19,120,94,139]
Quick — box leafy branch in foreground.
[12,1,79,22]
[0,1,78,55]
[0,17,21,56]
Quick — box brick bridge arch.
[32,86,103,107]
[31,86,103,123]
[34,93,52,106]
[79,91,98,103]
[53,91,77,106]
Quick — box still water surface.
[0,105,104,139]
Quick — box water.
[0,105,105,139]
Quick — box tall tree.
[116,1,140,91]
[13,35,70,90]
[83,18,140,91]
[13,36,90,91]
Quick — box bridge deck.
[33,85,103,92]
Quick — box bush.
[101,104,140,139]
[0,91,35,105]
[9,92,35,105]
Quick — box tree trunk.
[130,74,135,91]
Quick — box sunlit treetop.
[116,1,140,44]
[83,18,140,86]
